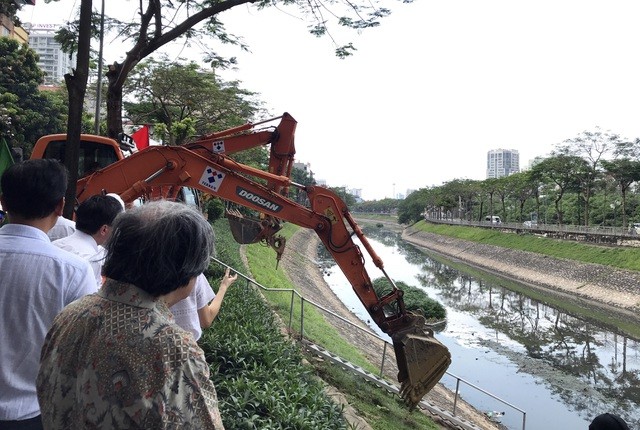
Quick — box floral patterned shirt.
[37,279,225,429]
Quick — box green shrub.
[200,285,347,429]
[372,278,446,322]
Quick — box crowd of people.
[0,159,632,430]
[0,159,235,429]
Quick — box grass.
[243,223,381,374]
[314,360,440,430]
[413,220,640,271]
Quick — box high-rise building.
[486,149,519,179]
[24,23,76,86]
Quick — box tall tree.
[555,128,621,225]
[530,154,586,225]
[124,58,262,145]
[0,38,68,155]
[61,0,93,217]
[601,159,640,228]
[55,0,395,139]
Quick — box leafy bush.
[200,285,347,429]
[372,278,446,322]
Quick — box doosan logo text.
[236,187,282,212]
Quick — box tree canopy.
[50,0,400,138]
[124,58,263,145]
[0,38,68,155]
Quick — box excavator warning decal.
[324,208,338,224]
[199,166,226,192]
[212,140,225,153]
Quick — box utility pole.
[94,0,105,134]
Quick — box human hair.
[75,195,124,235]
[0,159,67,219]
[102,200,213,296]
[589,413,630,430]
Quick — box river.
[318,228,640,430]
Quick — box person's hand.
[220,267,237,290]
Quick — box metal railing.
[212,256,527,430]
[427,217,640,239]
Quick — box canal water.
[318,228,640,430]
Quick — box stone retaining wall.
[401,226,640,325]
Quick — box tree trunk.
[62,0,92,218]
[106,62,125,139]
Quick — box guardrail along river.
[318,228,640,430]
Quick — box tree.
[61,0,93,217]
[530,155,586,225]
[0,38,68,155]
[0,0,26,25]
[601,159,640,228]
[555,128,621,225]
[124,58,262,145]
[55,0,396,139]
[290,164,315,205]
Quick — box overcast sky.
[20,0,640,200]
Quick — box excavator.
[30,113,451,408]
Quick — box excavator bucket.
[227,211,264,244]
[393,327,452,409]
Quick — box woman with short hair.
[37,200,225,429]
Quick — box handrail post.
[300,297,305,341]
[289,290,295,330]
[453,377,460,415]
[380,342,387,377]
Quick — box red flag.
[132,125,150,151]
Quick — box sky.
[18,0,640,200]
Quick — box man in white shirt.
[53,194,124,288]
[0,159,97,430]
[46,215,75,241]
[170,269,237,340]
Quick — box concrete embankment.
[401,225,640,327]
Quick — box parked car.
[484,216,502,224]
[629,223,640,235]
[523,220,538,228]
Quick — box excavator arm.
[74,142,451,407]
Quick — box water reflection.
[318,227,640,430]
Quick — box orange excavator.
[30,113,451,408]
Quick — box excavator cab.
[31,134,124,177]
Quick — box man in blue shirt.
[0,159,97,430]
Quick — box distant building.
[293,162,311,174]
[347,188,362,199]
[486,149,519,179]
[1,12,30,44]
[24,23,76,86]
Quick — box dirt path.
[279,228,500,430]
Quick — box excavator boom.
[31,113,450,408]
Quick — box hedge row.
[198,219,348,429]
